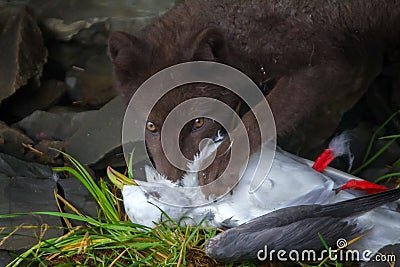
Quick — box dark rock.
[0,80,67,122]
[57,176,98,220]
[79,53,116,107]
[0,250,14,267]
[34,140,64,157]
[71,21,109,46]
[0,5,47,102]
[14,109,96,141]
[0,121,33,145]
[65,52,115,106]
[106,0,179,34]
[24,140,65,165]
[66,96,125,166]
[90,145,125,171]
[65,68,84,101]
[28,0,177,41]
[0,122,33,159]
[0,153,62,251]
[47,105,91,114]
[0,174,62,251]
[0,152,52,177]
[108,15,159,37]
[48,41,104,74]
[14,96,126,168]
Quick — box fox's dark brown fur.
[109,0,400,182]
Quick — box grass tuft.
[1,151,223,267]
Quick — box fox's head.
[108,30,245,182]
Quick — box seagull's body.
[120,145,400,261]
[123,148,366,227]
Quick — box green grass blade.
[374,172,400,183]
[128,148,135,179]
[361,110,400,164]
[352,138,396,175]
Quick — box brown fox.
[109,0,400,183]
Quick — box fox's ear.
[190,27,228,61]
[108,31,129,63]
[108,31,150,81]
[108,31,152,100]
[108,31,144,64]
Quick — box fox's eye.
[193,118,205,129]
[146,121,158,133]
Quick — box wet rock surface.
[57,175,98,220]
[0,153,61,251]
[0,80,67,122]
[0,1,177,264]
[65,96,125,166]
[0,5,47,103]
[28,0,176,40]
[0,250,14,266]
[0,122,33,159]
[67,53,116,106]
[0,0,399,266]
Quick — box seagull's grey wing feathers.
[205,215,365,262]
[206,188,400,263]
[243,188,400,230]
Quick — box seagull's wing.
[206,188,400,263]
[206,214,363,262]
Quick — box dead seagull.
[109,147,343,228]
[205,187,400,262]
[108,142,400,262]
[108,133,400,263]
